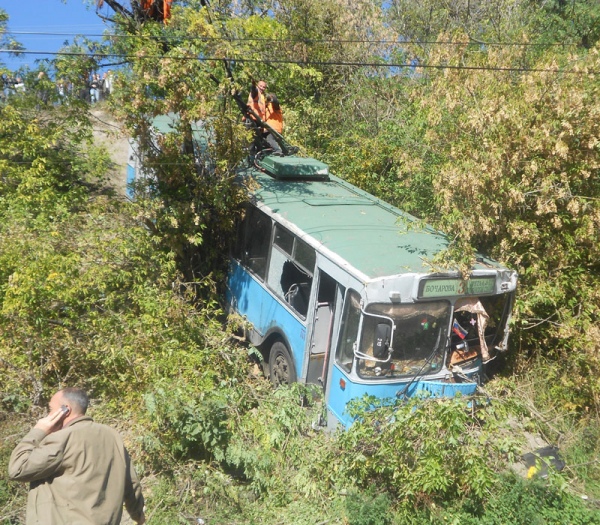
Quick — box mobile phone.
[60,405,70,416]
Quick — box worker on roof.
[264,93,283,155]
[245,79,267,163]
[247,79,267,122]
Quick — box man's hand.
[34,408,66,435]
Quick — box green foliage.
[101,7,260,284]
[323,116,438,219]
[1,195,167,397]
[224,384,325,499]
[54,37,101,91]
[445,472,600,525]
[527,0,600,49]
[333,395,521,510]
[0,415,28,524]
[0,103,94,215]
[387,0,528,43]
[133,383,335,523]
[143,382,233,463]
[562,421,600,500]
[486,365,600,501]
[345,488,392,525]
[0,99,250,408]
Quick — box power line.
[6,30,580,48]
[0,48,593,74]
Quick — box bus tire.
[269,341,296,387]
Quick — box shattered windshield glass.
[450,294,512,363]
[357,301,451,380]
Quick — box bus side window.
[242,207,272,281]
[294,237,316,273]
[267,225,315,318]
[267,252,312,317]
[281,260,311,317]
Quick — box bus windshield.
[356,301,451,379]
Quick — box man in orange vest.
[245,80,268,162]
[247,79,267,121]
[264,93,283,155]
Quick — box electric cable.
[6,30,581,48]
[0,49,593,74]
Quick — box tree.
[526,0,600,48]
[408,35,600,409]
[0,8,24,70]
[0,88,249,407]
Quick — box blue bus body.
[228,259,307,376]
[227,155,517,429]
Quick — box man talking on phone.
[8,387,145,525]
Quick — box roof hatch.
[256,155,330,180]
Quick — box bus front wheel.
[269,341,297,387]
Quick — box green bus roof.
[150,113,210,152]
[240,157,502,279]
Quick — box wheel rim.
[272,352,290,386]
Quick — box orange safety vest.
[247,91,266,121]
[265,102,283,134]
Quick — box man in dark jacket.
[8,387,145,525]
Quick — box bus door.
[305,271,342,388]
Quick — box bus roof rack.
[257,155,330,181]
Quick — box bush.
[448,473,600,525]
[345,488,392,525]
[332,394,522,510]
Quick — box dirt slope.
[90,107,130,195]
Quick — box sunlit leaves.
[398,36,600,409]
[333,395,520,509]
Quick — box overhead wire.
[0,48,594,74]
[6,30,581,47]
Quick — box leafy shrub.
[345,488,392,525]
[143,382,233,463]
[224,383,326,499]
[332,394,521,510]
[446,473,600,525]
[0,415,29,523]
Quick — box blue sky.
[1,0,107,71]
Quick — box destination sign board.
[419,277,496,298]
